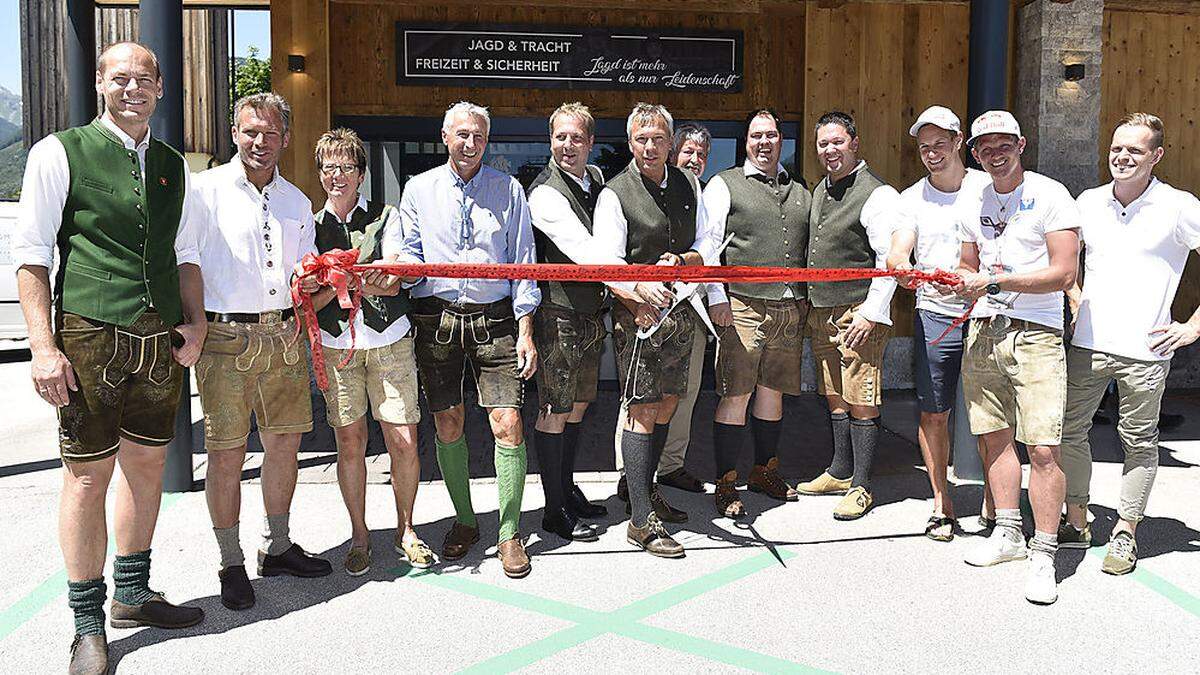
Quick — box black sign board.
[396,23,743,93]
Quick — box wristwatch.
[986,272,1002,296]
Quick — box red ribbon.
[292,248,963,390]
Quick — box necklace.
[994,187,1017,215]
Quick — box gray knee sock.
[622,430,654,528]
[849,416,880,489]
[262,513,292,556]
[827,412,852,480]
[214,523,245,569]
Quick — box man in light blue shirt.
[397,101,541,579]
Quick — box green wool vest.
[807,166,888,308]
[55,119,186,326]
[716,167,811,300]
[606,162,698,264]
[529,162,606,315]
[314,201,411,338]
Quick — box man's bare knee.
[489,407,524,445]
[433,406,466,442]
[1028,444,1061,471]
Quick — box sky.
[0,4,270,97]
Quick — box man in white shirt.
[1059,112,1200,575]
[593,103,723,558]
[795,111,902,522]
[949,110,1079,605]
[887,106,992,541]
[192,93,330,612]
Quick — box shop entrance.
[335,116,803,203]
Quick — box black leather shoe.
[258,544,333,578]
[110,593,204,629]
[568,484,608,518]
[69,634,107,675]
[218,565,255,611]
[651,487,689,524]
[657,468,705,493]
[542,506,599,542]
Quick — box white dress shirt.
[13,115,200,270]
[192,159,316,313]
[592,165,722,270]
[315,194,411,350]
[527,163,636,295]
[1073,177,1200,361]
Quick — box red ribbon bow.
[291,249,365,391]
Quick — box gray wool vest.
[605,162,698,264]
[528,162,606,314]
[716,167,811,300]
[807,165,888,308]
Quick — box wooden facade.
[1101,3,1200,321]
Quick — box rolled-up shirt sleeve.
[379,206,404,258]
[592,187,629,264]
[856,184,902,326]
[507,183,542,319]
[173,168,202,266]
[702,176,731,304]
[528,184,636,295]
[12,136,70,269]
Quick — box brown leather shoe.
[650,486,689,523]
[715,470,745,518]
[69,634,107,675]
[497,537,531,578]
[627,513,685,558]
[110,593,204,629]
[747,458,799,502]
[441,522,480,561]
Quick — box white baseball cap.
[967,110,1022,146]
[909,106,961,137]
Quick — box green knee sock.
[495,441,528,543]
[436,434,477,528]
[113,549,156,605]
[67,578,106,636]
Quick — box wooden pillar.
[19,0,68,144]
[272,0,330,204]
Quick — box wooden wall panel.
[1101,7,1200,321]
[273,0,330,204]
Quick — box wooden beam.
[97,1,269,7]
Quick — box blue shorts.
[914,309,964,414]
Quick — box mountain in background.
[0,87,21,149]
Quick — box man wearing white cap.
[887,106,992,542]
[947,110,1079,605]
[1059,113,1200,575]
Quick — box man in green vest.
[13,42,206,674]
[593,103,723,558]
[796,111,902,521]
[706,108,812,518]
[296,128,434,576]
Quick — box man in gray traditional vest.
[593,103,722,558]
[796,111,902,521]
[13,42,206,674]
[706,108,811,518]
[527,102,645,542]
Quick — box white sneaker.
[964,526,1028,567]
[1024,553,1058,605]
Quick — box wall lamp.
[1064,63,1085,82]
[288,55,306,73]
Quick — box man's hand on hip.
[708,302,733,328]
[173,320,208,367]
[841,313,876,351]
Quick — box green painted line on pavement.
[612,622,832,675]
[0,492,184,641]
[410,550,814,674]
[1088,548,1200,618]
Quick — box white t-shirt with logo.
[957,171,1079,330]
[897,168,991,317]
[1073,178,1200,362]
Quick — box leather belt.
[205,308,295,324]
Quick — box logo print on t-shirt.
[1019,198,1035,211]
[980,215,1007,235]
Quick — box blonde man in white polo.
[1060,112,1200,575]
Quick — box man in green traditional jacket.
[14,42,207,675]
